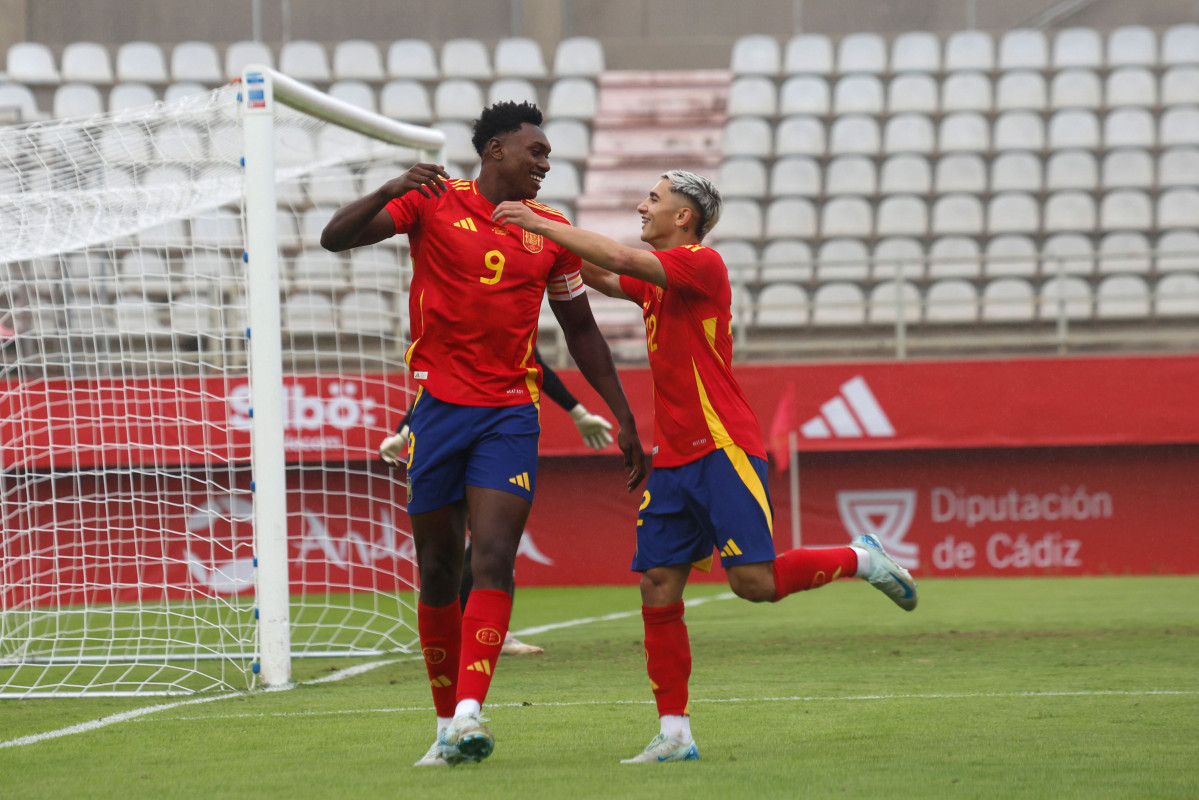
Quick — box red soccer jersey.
[618,244,766,467]
[385,179,584,406]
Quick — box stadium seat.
[731,35,780,76]
[537,161,581,200]
[170,292,213,337]
[833,75,884,115]
[1099,190,1153,231]
[7,42,59,84]
[928,236,982,278]
[890,31,941,73]
[284,291,338,334]
[1043,233,1095,275]
[488,77,538,106]
[1048,110,1100,150]
[1157,230,1199,272]
[883,113,935,155]
[1096,274,1151,318]
[1156,273,1199,316]
[816,239,870,281]
[435,79,485,120]
[934,153,986,194]
[1045,150,1098,191]
[441,38,492,80]
[820,197,871,238]
[1039,275,1093,319]
[339,291,399,336]
[875,195,927,237]
[825,155,876,196]
[715,199,764,240]
[888,73,939,114]
[981,278,1036,322]
[1161,67,1199,105]
[766,197,818,238]
[779,75,830,116]
[552,36,604,78]
[0,83,43,122]
[984,235,1038,277]
[1044,191,1097,233]
[718,157,768,198]
[192,209,243,249]
[995,71,1047,111]
[225,41,274,80]
[812,282,866,325]
[1107,25,1157,68]
[715,240,759,284]
[291,248,347,293]
[1098,232,1152,274]
[868,280,922,324]
[349,248,405,292]
[329,80,377,112]
[273,122,318,164]
[993,110,1045,151]
[775,115,824,156]
[546,78,597,119]
[163,81,206,103]
[141,163,187,188]
[873,237,925,280]
[53,83,103,118]
[1053,28,1103,70]
[61,42,113,84]
[755,283,809,327]
[1050,69,1101,109]
[299,206,338,247]
[931,195,984,236]
[487,38,545,81]
[1160,107,1199,147]
[387,39,439,80]
[138,218,188,248]
[116,42,168,84]
[379,80,433,122]
[724,116,773,157]
[941,72,991,113]
[1162,24,1199,67]
[944,30,995,72]
[1158,188,1199,230]
[1105,68,1156,107]
[119,252,172,297]
[154,125,205,160]
[279,40,331,82]
[333,40,385,81]
[925,279,978,323]
[541,118,589,162]
[275,210,301,252]
[727,76,777,117]
[879,155,931,195]
[306,165,360,205]
[999,29,1048,71]
[108,82,157,111]
[1158,147,1199,188]
[171,42,222,83]
[837,33,887,74]
[115,295,170,334]
[760,239,813,282]
[783,33,834,75]
[829,115,879,155]
[938,112,989,153]
[1104,108,1155,149]
[96,124,152,163]
[988,193,1040,234]
[770,156,822,197]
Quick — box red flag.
[767,381,797,471]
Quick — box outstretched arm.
[493,203,667,289]
[321,163,449,252]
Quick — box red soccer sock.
[417,600,462,718]
[456,589,513,707]
[771,547,859,602]
[642,602,691,718]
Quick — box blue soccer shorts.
[631,444,777,572]
[405,389,541,515]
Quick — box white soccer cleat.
[854,533,918,611]
[501,632,544,655]
[437,712,494,764]
[413,738,453,767]
[620,733,700,764]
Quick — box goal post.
[0,67,444,696]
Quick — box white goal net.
[0,68,442,696]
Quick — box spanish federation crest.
[523,229,544,253]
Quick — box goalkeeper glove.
[379,424,410,466]
[569,404,614,450]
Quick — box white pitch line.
[513,591,735,637]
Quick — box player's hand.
[617,424,647,493]
[491,201,544,233]
[378,424,410,467]
[569,404,614,450]
[382,164,449,200]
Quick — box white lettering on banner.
[228,381,378,433]
[930,486,1113,528]
[836,489,919,569]
[986,533,1083,569]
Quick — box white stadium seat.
[999,29,1048,71]
[1160,107,1199,148]
[784,34,834,75]
[1050,69,1102,109]
[989,152,1042,193]
[171,41,221,83]
[431,120,476,162]
[715,199,763,240]
[1156,273,1199,316]
[779,76,830,116]
[306,165,360,206]
[775,116,824,156]
[1044,191,1097,233]
[192,208,243,249]
[1053,28,1103,70]
[715,240,759,283]
[829,116,879,156]
[939,112,989,153]
[875,195,927,237]
[552,37,605,78]
[1096,274,1151,318]
[340,291,400,336]
[760,239,814,282]
[869,280,922,324]
[765,197,818,239]
[1039,275,1093,320]
[723,116,773,157]
[982,278,1036,322]
[61,42,113,84]
[1158,230,1199,272]
[770,156,822,197]
[931,195,984,236]
[825,155,876,196]
[756,283,809,327]
[435,79,485,120]
[1043,234,1094,276]
[546,78,598,119]
[944,30,995,72]
[285,292,338,334]
[1098,232,1152,274]
[333,40,385,81]
[7,42,59,84]
[1107,25,1157,68]
[1102,149,1154,189]
[388,39,439,80]
[837,33,887,74]
[988,193,1040,234]
[816,239,870,281]
[279,40,331,82]
[941,72,991,113]
[1158,147,1199,188]
[537,161,581,201]
[225,41,274,80]
[984,235,1038,277]
[820,197,872,238]
[541,119,590,162]
[291,249,347,293]
[163,81,205,103]
[888,73,939,114]
[719,158,768,198]
[812,283,866,325]
[928,236,982,278]
[925,279,978,323]
[890,31,941,73]
[883,113,935,155]
[1105,68,1157,108]
[1048,110,1100,150]
[441,38,492,80]
[116,42,168,83]
[1161,67,1199,105]
[731,35,781,76]
[995,71,1047,111]
[108,82,157,112]
[1099,189,1153,232]
[1045,150,1098,191]
[873,238,925,280]
[53,83,103,118]
[1105,108,1156,149]
[1162,24,1199,67]
[494,37,548,79]
[727,76,777,117]
[1158,188,1199,230]
[833,75,884,115]
[329,80,377,113]
[488,78,538,106]
[380,80,433,122]
[879,155,931,195]
[993,111,1044,151]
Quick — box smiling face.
[490,122,551,201]
[637,177,695,248]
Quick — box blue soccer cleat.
[854,533,918,611]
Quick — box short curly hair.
[471,101,544,156]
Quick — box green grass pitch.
[2,576,1197,799]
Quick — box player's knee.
[728,570,775,603]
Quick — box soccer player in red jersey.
[494,170,917,764]
[322,102,646,766]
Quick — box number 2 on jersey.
[645,313,660,352]
[480,250,505,285]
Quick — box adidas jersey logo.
[508,472,530,490]
[720,539,742,557]
[453,217,478,231]
[802,376,895,439]
[466,660,492,676]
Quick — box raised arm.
[321,163,449,252]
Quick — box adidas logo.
[466,660,492,676]
[429,674,452,688]
[801,376,895,439]
[720,539,742,557]
[453,217,478,231]
[508,472,530,490]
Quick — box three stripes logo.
[720,539,742,558]
[509,472,531,490]
[429,674,452,688]
[453,217,478,231]
[466,660,492,676]
[801,376,895,440]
